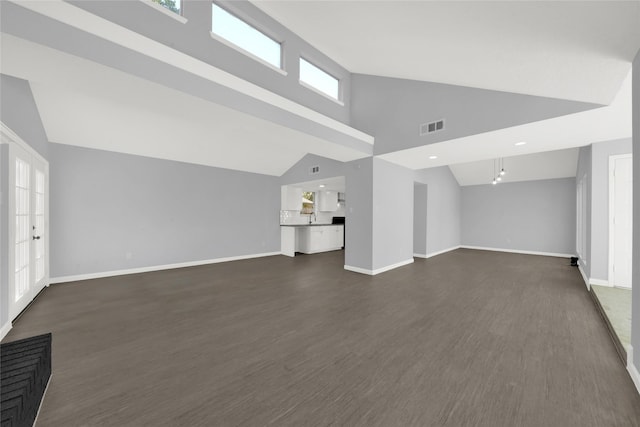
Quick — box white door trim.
[0,123,47,164]
[608,153,632,288]
[2,122,50,322]
[576,173,588,266]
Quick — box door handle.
[32,236,40,240]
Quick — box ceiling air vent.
[309,165,320,175]
[420,119,445,136]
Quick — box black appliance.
[331,216,346,249]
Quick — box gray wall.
[350,74,601,155]
[590,138,632,281]
[279,153,346,185]
[69,0,351,124]
[49,144,281,278]
[413,183,428,255]
[281,158,457,271]
[462,178,576,255]
[372,158,414,270]
[0,74,49,159]
[344,157,374,271]
[414,166,462,256]
[576,145,592,277]
[632,49,640,370]
[278,153,376,271]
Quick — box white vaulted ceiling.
[250,1,638,182]
[378,70,632,171]
[0,33,370,176]
[253,0,640,105]
[1,1,638,181]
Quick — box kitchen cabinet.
[334,225,344,248]
[318,190,338,212]
[281,225,344,256]
[281,186,302,210]
[297,225,344,254]
[281,227,297,257]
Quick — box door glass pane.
[35,169,45,282]
[15,158,30,301]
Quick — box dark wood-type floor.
[3,249,640,426]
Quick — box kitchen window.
[211,3,283,71]
[301,191,315,215]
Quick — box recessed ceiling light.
[515,141,527,146]
[319,184,326,188]
[429,155,438,159]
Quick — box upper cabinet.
[281,186,303,210]
[318,190,338,212]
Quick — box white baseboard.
[373,258,414,275]
[414,245,461,259]
[578,264,590,290]
[589,278,611,287]
[460,245,575,259]
[0,321,12,341]
[298,247,343,255]
[345,258,414,276]
[628,346,640,396]
[49,251,282,284]
[426,245,461,259]
[344,264,374,275]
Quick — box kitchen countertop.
[280,224,343,227]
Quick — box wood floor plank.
[2,249,639,426]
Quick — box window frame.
[210,2,286,75]
[140,0,188,24]
[298,56,343,105]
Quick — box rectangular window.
[151,0,181,15]
[301,191,314,215]
[212,3,282,69]
[299,58,340,101]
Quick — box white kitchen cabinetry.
[281,227,297,257]
[318,190,338,212]
[334,225,344,248]
[298,225,343,254]
[281,186,303,210]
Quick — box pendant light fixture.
[491,157,507,185]
[492,159,497,185]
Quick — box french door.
[7,135,49,320]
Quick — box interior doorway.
[609,154,632,288]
